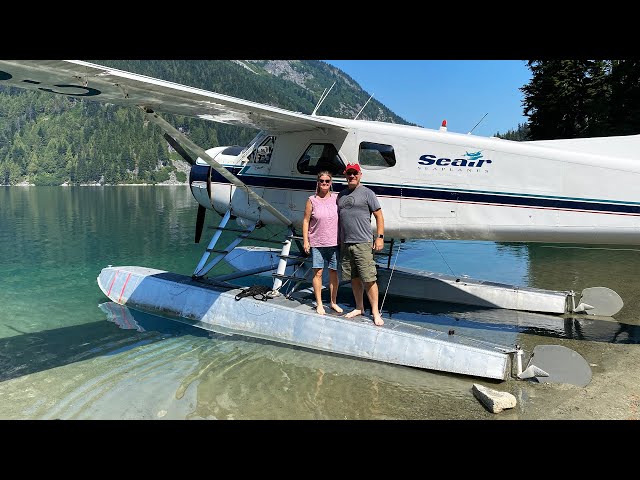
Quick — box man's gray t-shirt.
[337,185,381,243]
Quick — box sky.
[323,60,532,138]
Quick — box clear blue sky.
[323,60,532,137]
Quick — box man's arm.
[372,208,384,252]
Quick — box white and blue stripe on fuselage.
[191,163,640,245]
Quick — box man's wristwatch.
[377,234,384,239]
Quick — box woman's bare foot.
[373,315,384,326]
[344,309,362,318]
[316,305,326,315]
[330,303,343,314]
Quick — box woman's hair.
[315,170,333,196]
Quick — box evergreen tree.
[495,123,530,141]
[606,60,640,136]
[521,60,595,140]
[521,59,640,139]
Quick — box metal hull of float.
[376,265,569,314]
[97,265,512,380]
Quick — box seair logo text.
[418,150,492,172]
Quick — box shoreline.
[5,182,190,187]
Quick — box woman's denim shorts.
[311,246,339,270]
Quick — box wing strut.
[140,106,292,227]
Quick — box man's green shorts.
[340,242,377,283]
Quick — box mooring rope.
[379,240,403,312]
[235,284,272,301]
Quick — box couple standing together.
[302,163,385,326]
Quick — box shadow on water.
[0,303,211,382]
[379,296,640,345]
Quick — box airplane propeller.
[195,205,206,244]
[163,133,206,243]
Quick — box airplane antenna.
[312,82,336,116]
[354,94,374,120]
[467,113,488,135]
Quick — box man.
[337,163,385,326]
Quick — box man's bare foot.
[373,315,384,326]
[316,305,326,315]
[344,309,362,319]
[330,303,343,314]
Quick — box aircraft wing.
[0,60,345,133]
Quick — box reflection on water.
[382,298,640,345]
[527,244,640,320]
[2,187,640,419]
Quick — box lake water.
[2,186,640,420]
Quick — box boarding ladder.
[269,231,317,298]
[271,236,404,299]
[192,210,258,278]
[191,212,311,295]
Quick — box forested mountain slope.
[0,60,410,185]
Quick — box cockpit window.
[248,136,275,164]
[359,141,396,169]
[297,143,345,176]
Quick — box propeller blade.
[195,205,206,243]
[164,133,196,165]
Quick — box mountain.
[0,60,412,186]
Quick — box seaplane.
[1,59,637,384]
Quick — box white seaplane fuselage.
[191,118,640,246]
[1,60,637,246]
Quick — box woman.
[302,170,343,315]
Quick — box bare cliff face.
[240,60,311,88]
[234,60,406,123]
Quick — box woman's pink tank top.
[308,192,339,247]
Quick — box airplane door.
[397,137,458,221]
[229,136,272,222]
[250,136,293,225]
[398,139,459,232]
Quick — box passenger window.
[359,141,396,169]
[297,143,345,176]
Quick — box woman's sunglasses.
[318,179,332,184]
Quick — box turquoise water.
[2,186,640,419]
